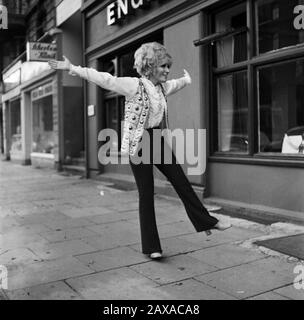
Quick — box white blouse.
[69,65,191,128]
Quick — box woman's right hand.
[48,55,71,71]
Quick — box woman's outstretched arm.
[164,69,192,96]
[48,56,138,97]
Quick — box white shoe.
[214,221,232,231]
[150,252,163,260]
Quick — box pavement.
[0,161,304,300]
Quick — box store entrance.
[9,98,21,157]
[98,33,163,176]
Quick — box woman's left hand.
[183,69,192,84]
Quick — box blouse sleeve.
[163,77,191,96]
[69,65,139,97]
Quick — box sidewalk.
[0,161,304,300]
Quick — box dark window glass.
[216,71,249,153]
[214,3,247,68]
[258,59,304,154]
[257,0,304,54]
[32,96,55,154]
[10,99,22,153]
[120,51,138,77]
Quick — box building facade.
[1,0,84,170]
[81,0,304,217]
[0,0,28,157]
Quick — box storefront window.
[208,1,304,159]
[257,0,304,55]
[10,99,22,153]
[258,59,304,153]
[216,72,248,153]
[120,51,138,77]
[32,96,55,154]
[214,3,247,68]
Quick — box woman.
[48,42,231,260]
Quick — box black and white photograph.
[0,0,304,309]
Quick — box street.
[0,161,304,300]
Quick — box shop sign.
[107,0,156,26]
[31,83,53,101]
[26,42,57,62]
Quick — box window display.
[211,0,304,157]
[9,99,22,153]
[258,60,304,152]
[32,95,55,154]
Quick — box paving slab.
[0,224,51,236]
[6,257,93,291]
[247,292,290,300]
[86,211,138,225]
[0,217,21,233]
[274,285,304,300]
[195,257,298,299]
[39,227,100,243]
[14,212,69,224]
[66,267,174,300]
[6,281,83,300]
[130,255,218,285]
[158,221,197,239]
[0,248,42,265]
[106,202,140,212]
[130,237,204,257]
[59,207,115,218]
[188,244,267,269]
[86,220,139,235]
[0,232,49,250]
[159,279,236,300]
[178,227,266,249]
[155,211,187,226]
[42,217,96,231]
[30,239,98,260]
[75,247,150,272]
[82,230,140,251]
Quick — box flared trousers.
[130,128,218,254]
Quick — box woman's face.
[150,57,171,85]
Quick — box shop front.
[82,0,206,186]
[2,60,23,162]
[2,23,84,170]
[28,81,58,168]
[199,0,304,215]
[2,58,58,167]
[82,0,304,216]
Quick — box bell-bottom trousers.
[129,128,218,254]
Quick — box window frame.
[200,0,304,166]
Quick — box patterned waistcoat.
[121,78,168,156]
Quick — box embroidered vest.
[121,79,168,156]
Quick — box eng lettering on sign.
[107,0,155,26]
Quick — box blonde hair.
[134,42,172,77]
